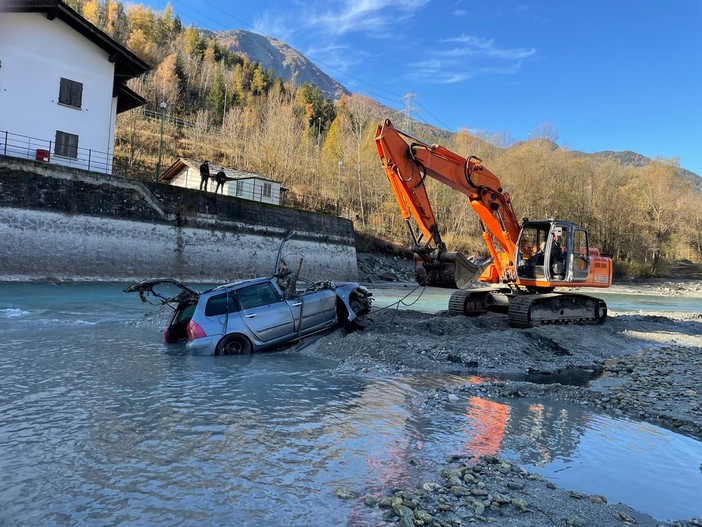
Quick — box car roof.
[204,276,272,294]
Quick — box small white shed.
[160,158,286,206]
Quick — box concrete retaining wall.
[0,156,358,283]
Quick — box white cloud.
[254,0,428,40]
[442,35,536,60]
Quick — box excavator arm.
[375,119,521,287]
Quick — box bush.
[613,260,650,280]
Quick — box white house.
[161,158,287,206]
[0,0,149,174]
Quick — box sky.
[140,0,702,176]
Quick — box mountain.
[595,150,701,190]
[215,29,350,99]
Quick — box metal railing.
[141,108,195,128]
[0,130,114,174]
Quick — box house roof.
[160,158,285,186]
[1,0,150,112]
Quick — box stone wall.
[0,156,358,282]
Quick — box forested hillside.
[66,0,702,277]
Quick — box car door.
[290,289,338,333]
[235,281,295,342]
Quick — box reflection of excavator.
[374,119,612,327]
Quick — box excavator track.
[448,288,511,316]
[507,293,607,328]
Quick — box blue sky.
[142,0,702,176]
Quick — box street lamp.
[336,160,342,216]
[156,101,167,181]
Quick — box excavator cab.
[515,220,591,284]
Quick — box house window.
[235,180,244,196]
[55,131,79,158]
[262,182,272,198]
[58,78,83,109]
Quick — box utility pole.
[401,92,417,133]
[337,160,342,217]
[223,83,227,126]
[156,101,167,181]
[317,117,322,149]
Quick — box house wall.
[0,13,116,173]
[226,178,281,205]
[0,156,358,283]
[170,167,201,191]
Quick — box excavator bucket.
[418,251,489,289]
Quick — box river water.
[1,282,701,525]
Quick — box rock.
[616,511,636,523]
[378,497,394,509]
[451,485,469,496]
[333,487,356,499]
[392,504,416,527]
[511,498,529,512]
[415,510,434,523]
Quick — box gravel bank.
[302,269,702,526]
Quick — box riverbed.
[1,282,701,526]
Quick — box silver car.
[124,271,372,356]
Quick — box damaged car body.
[124,236,372,355]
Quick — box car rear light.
[163,328,170,343]
[187,320,207,340]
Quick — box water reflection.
[447,393,702,521]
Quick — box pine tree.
[208,68,225,126]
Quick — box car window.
[175,303,197,323]
[236,283,282,310]
[205,292,239,317]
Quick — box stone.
[333,487,356,499]
[511,498,529,512]
[451,485,469,496]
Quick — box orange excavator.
[374,119,612,327]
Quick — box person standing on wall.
[199,160,210,191]
[215,169,227,194]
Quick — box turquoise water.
[1,282,701,525]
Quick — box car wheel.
[216,334,252,355]
[346,298,368,331]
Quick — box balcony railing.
[0,130,114,174]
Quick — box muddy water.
[1,283,701,524]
